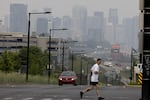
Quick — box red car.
[58,71,77,86]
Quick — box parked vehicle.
[58,71,77,86]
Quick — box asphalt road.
[0,85,141,100]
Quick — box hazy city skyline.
[1,0,138,21]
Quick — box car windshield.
[61,71,76,76]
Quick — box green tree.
[18,47,27,65]
[0,51,21,72]
[18,46,48,75]
[9,52,21,72]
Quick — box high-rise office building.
[123,16,138,49]
[62,16,73,39]
[52,17,62,29]
[52,17,62,37]
[94,11,105,42]
[105,23,114,44]
[0,20,5,32]
[9,4,27,33]
[72,5,87,41]
[108,8,119,44]
[4,15,9,32]
[87,16,101,44]
[36,17,48,35]
[108,8,118,25]
[62,16,72,29]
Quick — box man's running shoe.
[98,96,104,100]
[80,91,84,99]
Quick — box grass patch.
[128,81,141,85]
[0,71,58,85]
[0,72,26,84]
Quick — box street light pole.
[48,29,52,84]
[26,13,31,82]
[48,28,67,83]
[26,11,51,82]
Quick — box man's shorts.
[90,82,98,86]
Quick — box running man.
[80,58,104,100]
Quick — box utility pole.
[139,0,150,100]
[80,55,83,85]
[68,40,77,71]
[72,52,74,71]
[48,28,67,83]
[130,48,133,83]
[130,48,138,83]
[62,41,65,72]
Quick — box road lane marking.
[41,98,53,100]
[3,97,13,100]
[22,98,33,100]
[112,96,128,99]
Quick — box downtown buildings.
[0,3,139,57]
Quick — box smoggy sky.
[0,0,139,20]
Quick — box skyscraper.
[108,8,118,25]
[62,16,73,39]
[4,15,9,32]
[72,5,87,41]
[62,16,72,29]
[52,17,62,29]
[108,8,119,44]
[0,20,5,32]
[87,16,101,43]
[9,3,27,33]
[36,17,48,35]
[123,16,138,49]
[94,11,105,42]
[52,17,62,37]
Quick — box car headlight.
[71,78,74,80]
[59,78,62,80]
[71,78,77,80]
